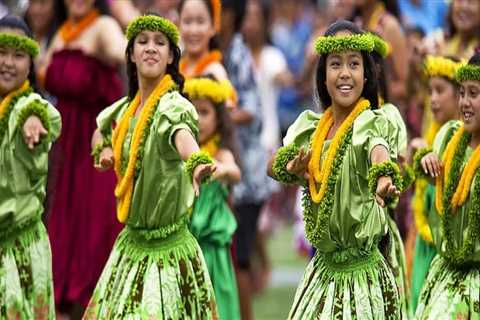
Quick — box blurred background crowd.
[1,0,478,319]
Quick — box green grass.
[253,225,309,319]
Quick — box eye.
[459,87,465,97]
[329,60,340,68]
[15,51,26,58]
[470,88,479,98]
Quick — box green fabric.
[85,91,217,319]
[415,255,480,319]
[283,107,403,318]
[190,181,240,320]
[0,92,59,319]
[411,234,437,313]
[0,221,55,319]
[0,92,61,230]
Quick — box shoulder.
[157,91,198,119]
[203,62,228,81]
[95,15,122,29]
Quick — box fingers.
[375,194,385,207]
[421,154,442,177]
[23,117,48,150]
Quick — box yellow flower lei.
[200,133,220,158]
[112,75,175,223]
[423,55,465,80]
[308,98,370,203]
[0,80,30,120]
[451,144,480,209]
[183,78,233,105]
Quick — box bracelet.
[272,144,302,184]
[401,164,415,191]
[17,100,50,135]
[368,160,402,202]
[184,151,214,181]
[91,136,112,165]
[413,147,433,179]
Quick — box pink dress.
[45,49,123,307]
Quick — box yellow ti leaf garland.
[0,81,31,141]
[112,75,176,223]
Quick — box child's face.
[459,80,480,135]
[193,98,218,144]
[179,0,215,57]
[429,76,459,125]
[130,31,172,81]
[0,28,31,96]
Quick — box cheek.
[17,58,31,81]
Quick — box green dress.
[83,91,217,319]
[190,180,240,319]
[416,120,480,319]
[0,92,61,319]
[410,185,437,312]
[283,107,401,319]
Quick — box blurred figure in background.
[398,0,448,36]
[242,0,293,293]
[220,0,273,319]
[41,0,125,318]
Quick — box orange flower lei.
[0,80,29,120]
[59,9,100,44]
[211,0,222,32]
[180,50,223,78]
[112,75,176,222]
[308,98,370,203]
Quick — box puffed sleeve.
[376,103,408,159]
[96,96,129,138]
[432,120,462,159]
[153,91,199,160]
[283,110,321,149]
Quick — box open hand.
[94,147,114,172]
[375,176,400,207]
[286,147,311,180]
[23,115,48,149]
[193,163,216,196]
[421,152,442,177]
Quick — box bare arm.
[214,149,241,184]
[109,0,140,29]
[97,16,126,65]
[230,108,254,124]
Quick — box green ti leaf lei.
[0,87,33,142]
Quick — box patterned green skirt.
[415,255,480,319]
[288,248,401,319]
[83,226,218,319]
[384,215,409,319]
[0,219,55,319]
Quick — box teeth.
[464,112,474,119]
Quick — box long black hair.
[178,0,221,50]
[315,20,379,110]
[0,15,38,90]
[125,16,185,100]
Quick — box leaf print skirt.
[288,248,401,320]
[0,219,55,319]
[415,255,480,319]
[83,226,218,319]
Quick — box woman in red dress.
[41,0,126,317]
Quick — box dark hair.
[222,0,246,32]
[178,0,220,50]
[56,0,109,25]
[0,15,37,90]
[315,20,379,109]
[252,0,273,44]
[190,73,240,165]
[125,19,185,99]
[371,50,389,103]
[25,0,67,47]
[468,52,480,66]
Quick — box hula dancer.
[409,55,463,312]
[184,76,241,319]
[269,20,402,319]
[414,53,480,319]
[0,15,60,319]
[84,15,217,319]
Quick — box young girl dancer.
[84,15,217,319]
[410,55,462,312]
[0,15,60,319]
[269,20,402,318]
[415,53,480,319]
[184,76,241,319]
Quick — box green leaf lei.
[272,144,302,184]
[0,87,33,141]
[315,33,375,55]
[126,15,180,45]
[455,64,480,83]
[184,151,214,182]
[0,33,39,57]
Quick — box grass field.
[252,225,309,320]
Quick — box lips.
[0,71,15,81]
[144,57,158,64]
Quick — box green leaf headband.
[314,33,375,55]
[126,15,180,45]
[424,55,465,80]
[0,33,39,57]
[456,64,480,83]
[370,33,390,58]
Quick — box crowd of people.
[1,0,480,319]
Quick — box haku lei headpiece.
[456,63,480,83]
[183,77,234,104]
[424,55,465,80]
[0,33,39,57]
[314,33,375,55]
[126,15,180,45]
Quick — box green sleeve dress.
[0,91,61,319]
[83,91,218,320]
[190,180,240,320]
[415,120,480,319]
[283,107,402,320]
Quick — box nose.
[145,40,157,53]
[339,64,351,79]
